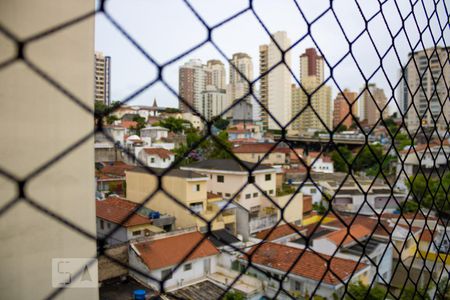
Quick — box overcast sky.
[95,0,448,113]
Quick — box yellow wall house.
[126,167,237,233]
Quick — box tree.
[403,200,419,213]
[312,202,326,215]
[223,291,245,300]
[213,117,230,131]
[407,172,450,216]
[345,281,388,300]
[335,124,348,133]
[400,284,432,300]
[155,117,187,133]
[106,115,119,125]
[129,115,146,136]
[436,277,450,300]
[331,146,353,172]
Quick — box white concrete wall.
[0,1,98,299]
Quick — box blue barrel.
[134,289,146,300]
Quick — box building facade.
[360,83,388,126]
[259,32,292,130]
[95,51,111,105]
[179,59,212,113]
[405,47,450,133]
[292,48,332,133]
[333,88,358,129]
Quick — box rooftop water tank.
[133,289,146,300]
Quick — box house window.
[132,230,141,236]
[217,175,224,183]
[311,188,317,194]
[225,193,231,197]
[245,194,251,199]
[294,280,303,291]
[269,190,274,195]
[189,202,204,213]
[161,268,172,280]
[100,219,104,230]
[218,192,222,196]
[183,263,192,271]
[107,222,111,229]
[150,157,155,163]
[193,184,200,192]
[265,174,272,181]
[253,192,258,197]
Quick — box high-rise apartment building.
[360,83,388,126]
[259,31,292,130]
[333,89,358,129]
[95,51,111,105]
[178,59,212,113]
[200,85,228,120]
[291,78,332,132]
[259,45,269,129]
[228,53,254,101]
[291,48,332,132]
[300,48,324,82]
[207,59,226,90]
[405,47,449,133]
[228,53,254,123]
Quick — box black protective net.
[0,0,449,299]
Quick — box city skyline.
[95,0,447,112]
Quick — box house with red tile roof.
[96,196,170,245]
[238,242,370,299]
[129,230,220,291]
[138,147,175,168]
[96,161,134,196]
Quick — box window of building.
[294,281,303,291]
[217,175,224,183]
[269,190,274,195]
[193,184,200,192]
[107,222,111,229]
[132,230,141,236]
[225,193,231,197]
[265,174,272,181]
[311,188,317,194]
[150,157,155,163]
[253,192,258,197]
[245,194,251,199]
[183,263,192,271]
[189,202,204,213]
[161,268,172,280]
[100,219,104,230]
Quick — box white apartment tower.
[201,85,229,120]
[95,51,111,105]
[207,59,226,90]
[405,47,449,133]
[259,31,292,130]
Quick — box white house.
[141,126,169,142]
[129,231,220,291]
[239,242,370,299]
[96,196,166,245]
[138,148,175,168]
[308,152,334,173]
